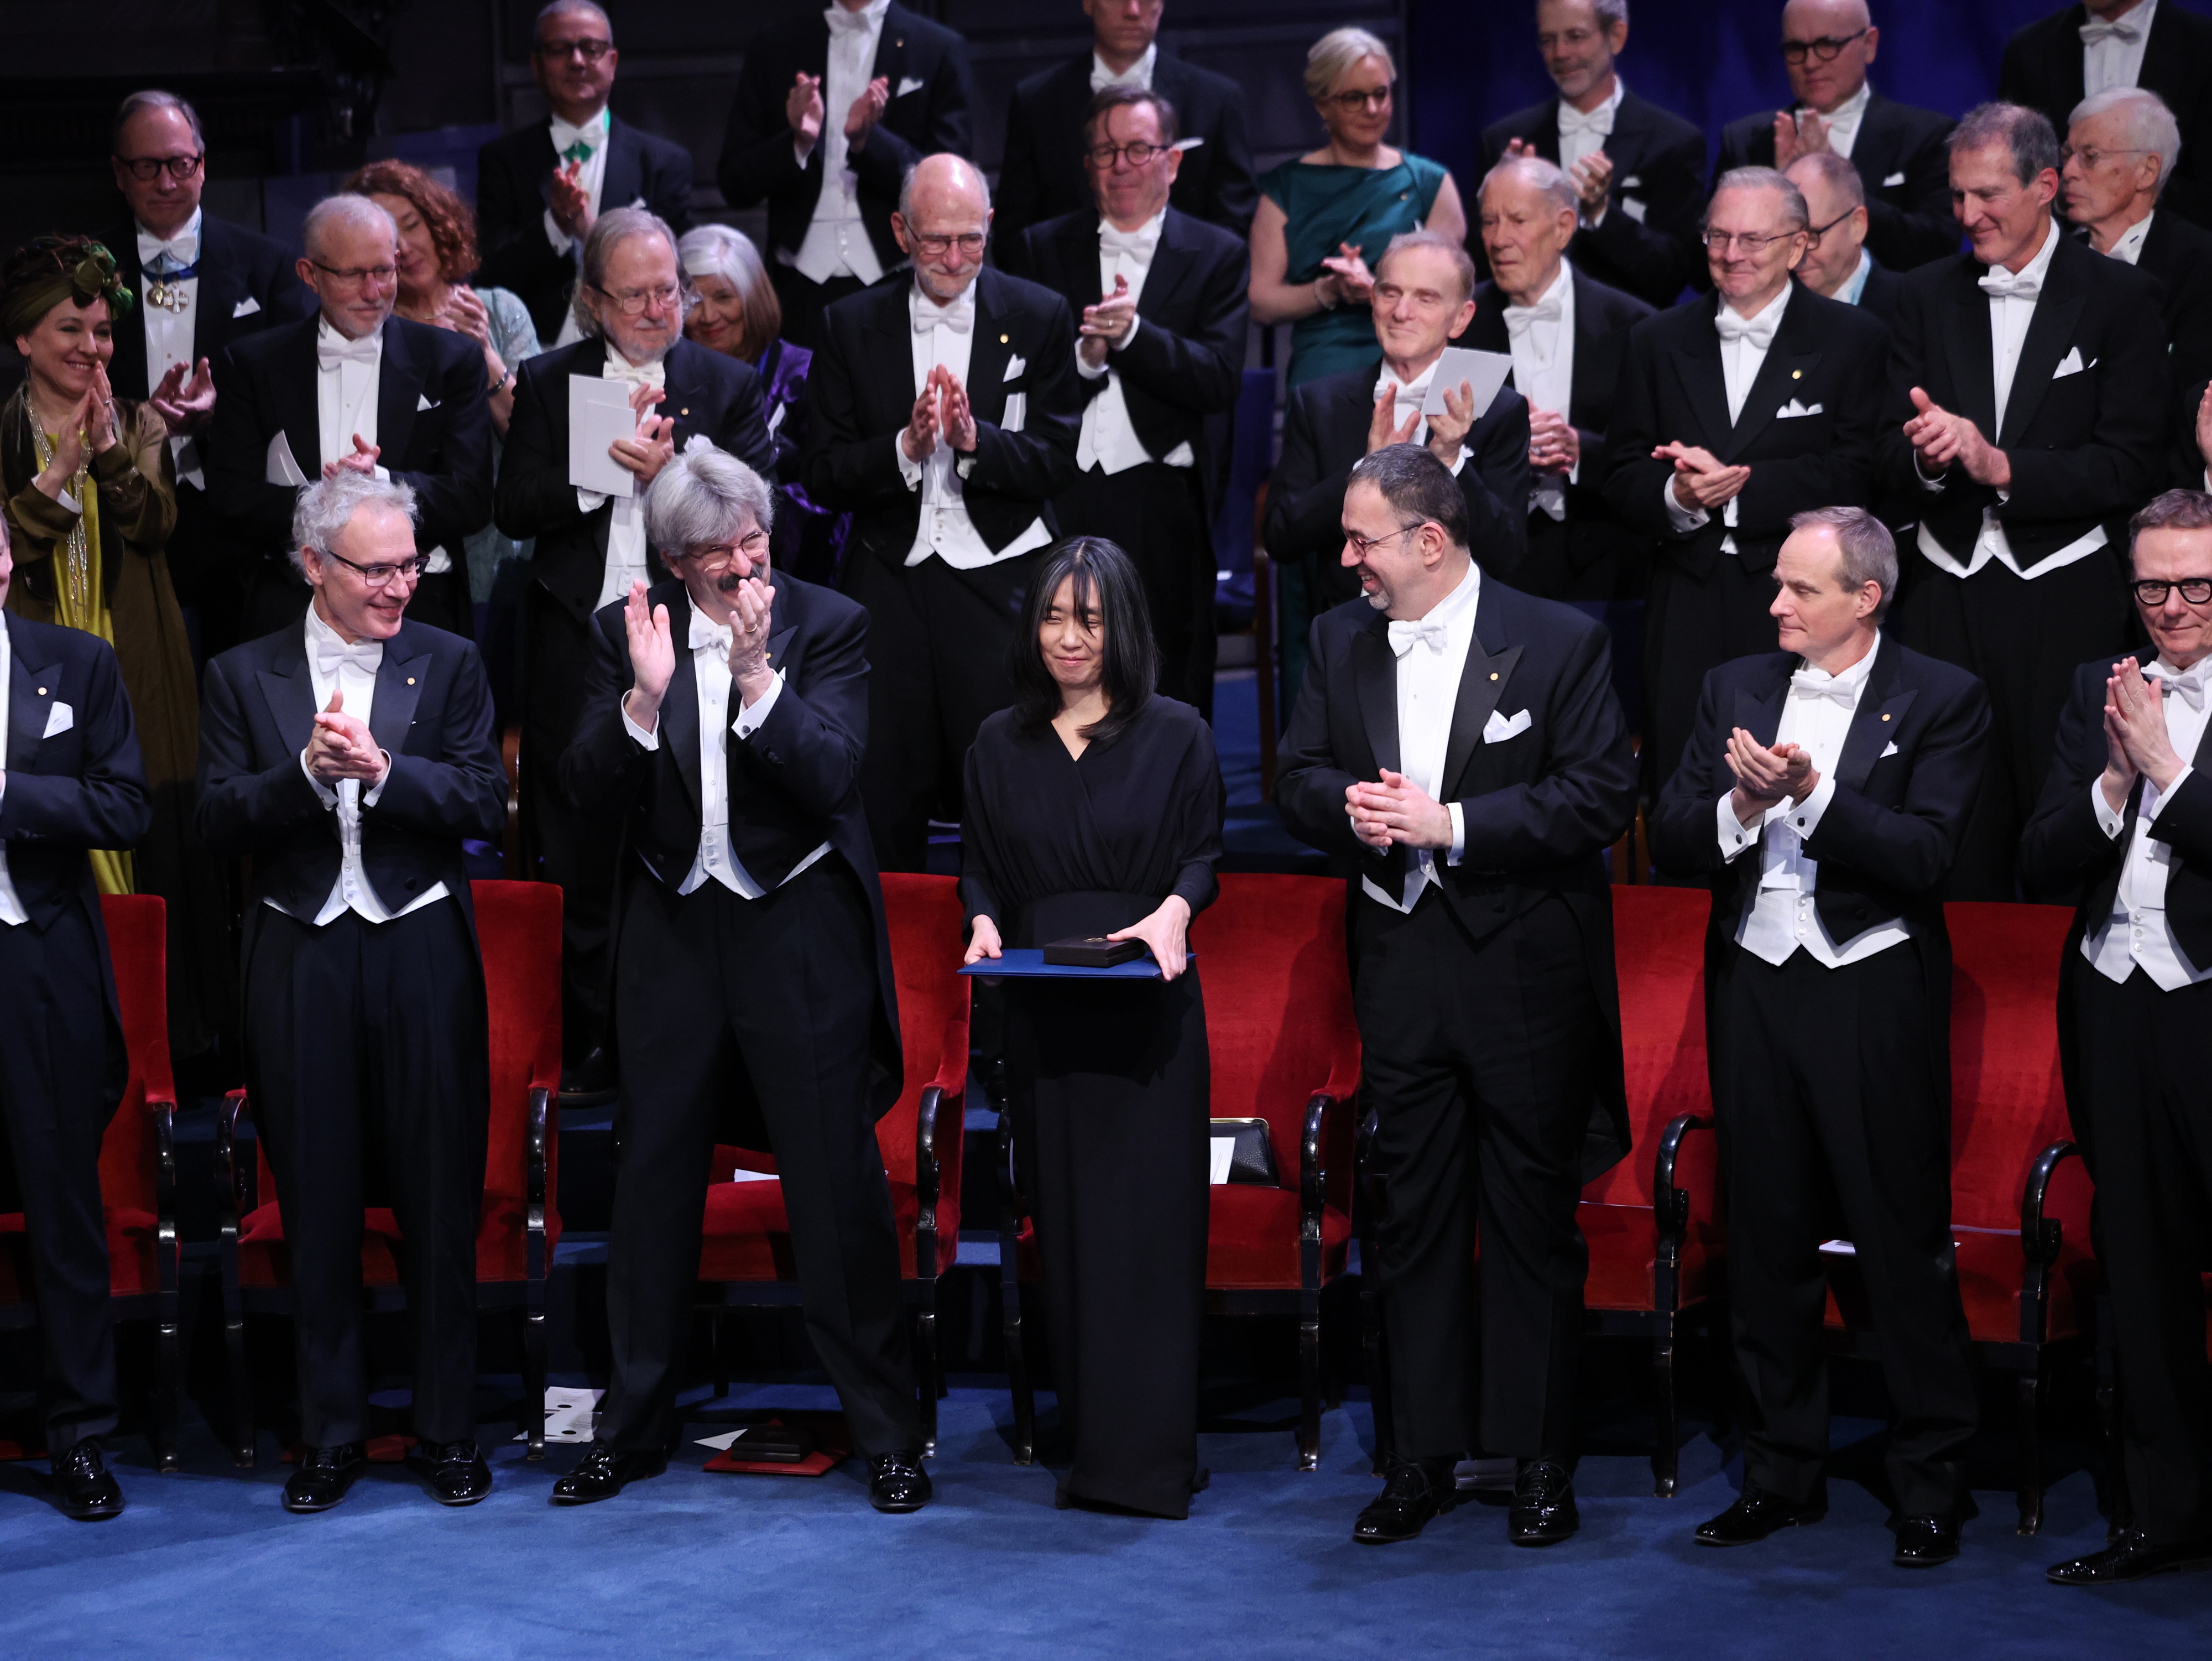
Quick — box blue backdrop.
[1402,1,2175,185]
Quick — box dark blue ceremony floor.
[1,1388,2204,1661]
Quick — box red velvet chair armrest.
[2019,1138,2079,1346]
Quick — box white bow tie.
[318,330,380,371]
[604,355,666,390]
[1387,618,1449,657]
[1100,223,1160,264]
[2147,662,2208,711]
[1789,668,1858,707]
[315,633,383,683]
[549,116,603,164]
[1978,264,2043,301]
[689,612,734,656]
[2079,18,2143,45]
[1557,101,1614,138]
[912,296,974,334]
[826,3,879,35]
[1504,296,1564,336]
[1715,306,1781,351]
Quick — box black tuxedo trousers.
[243,903,488,1449]
[0,903,118,1450]
[1356,889,1598,1462]
[1709,941,1975,1517]
[602,859,920,1457]
[2068,961,2212,1545]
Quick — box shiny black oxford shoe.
[1353,1457,1458,1544]
[1508,1459,1579,1547]
[550,1441,667,1505]
[52,1440,124,1522]
[868,1450,933,1513]
[1695,1482,1828,1547]
[408,1439,493,1507]
[283,1444,369,1514]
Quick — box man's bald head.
[1780,0,1877,115]
[1782,0,1870,33]
[895,154,994,304]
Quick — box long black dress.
[961,695,1224,1518]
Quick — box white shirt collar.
[910,280,978,322]
[2106,208,2156,264]
[317,314,384,359]
[1401,559,1481,630]
[1092,43,1157,91]
[2009,214,2063,288]
[1811,76,1873,127]
[1723,279,1794,331]
[1530,259,1573,311]
[137,207,204,263]
[828,0,890,32]
[1099,206,1168,246]
[303,600,382,664]
[1841,246,1874,304]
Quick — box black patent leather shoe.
[1893,1512,1962,1568]
[408,1439,493,1506]
[283,1444,368,1514]
[2047,1533,2212,1585]
[1509,1458,1579,1547]
[1695,1482,1828,1547]
[868,1450,933,1513]
[550,1441,666,1505]
[1353,1457,1458,1544]
[52,1440,123,1522]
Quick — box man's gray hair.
[1790,505,1897,618]
[291,471,419,577]
[2128,488,2212,559]
[2069,87,2183,196]
[112,90,204,155]
[301,194,398,262]
[536,0,611,38]
[897,155,993,222]
[1480,154,1580,218]
[1950,101,2063,187]
[644,440,776,556]
[1546,0,1629,25]
[572,205,686,340]
[1376,228,1478,304]
[1786,150,1865,212]
[1707,166,1811,233]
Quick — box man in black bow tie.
[1653,505,1990,1569]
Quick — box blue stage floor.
[2,1390,2203,1660]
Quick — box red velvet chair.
[0,895,181,1470]
[1356,885,1721,1493]
[1000,874,1362,1471]
[216,880,565,1461]
[692,873,970,1456]
[1820,900,2093,1534]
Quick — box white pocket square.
[1620,175,1641,189]
[1882,171,1907,188]
[2053,346,2090,379]
[416,392,439,412]
[1483,708,1532,743]
[42,700,74,740]
[1776,398,1824,419]
[1621,197,1647,225]
[1001,392,1027,434]
[1003,354,1026,382]
[1880,740,1900,759]
[232,296,260,319]
[896,75,925,98]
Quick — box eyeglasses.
[116,153,204,182]
[2132,577,2212,605]
[1781,28,1870,64]
[910,232,987,258]
[1700,229,1798,253]
[318,549,427,587]
[1343,523,1422,559]
[536,36,613,61]
[2060,144,2153,170]
[592,282,681,316]
[1806,210,1858,244]
[1084,142,1167,169]
[1328,86,1393,112]
[312,261,398,288]
[680,530,770,567]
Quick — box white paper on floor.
[696,1429,744,1451]
[515,1386,603,1443]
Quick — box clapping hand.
[901,379,940,462]
[1079,274,1137,368]
[845,75,890,149]
[726,566,778,698]
[442,284,493,351]
[1344,769,1455,851]
[1773,108,1833,168]
[787,72,825,146]
[324,434,381,479]
[1425,379,1476,466]
[149,356,216,434]
[2104,657,2185,801]
[1105,895,1193,981]
[620,578,676,734]
[550,161,593,238]
[1655,440,1749,511]
[1365,384,1421,455]
[1528,407,1580,474]
[1903,386,2010,488]
[611,413,675,483]
[933,364,977,453]
[1319,241,1374,308]
[305,690,387,786]
[1568,150,1613,215]
[1725,727,1818,825]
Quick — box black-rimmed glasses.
[319,549,427,587]
[116,153,205,182]
[1781,28,1869,64]
[2133,578,2212,606]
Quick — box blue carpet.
[1,1391,2203,1660]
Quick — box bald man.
[1785,152,1902,323]
[801,154,1082,870]
[1713,0,1958,272]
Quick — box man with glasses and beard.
[802,153,1081,872]
[207,194,491,643]
[495,206,776,1095]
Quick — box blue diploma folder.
[958,949,1189,980]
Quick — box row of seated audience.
[3,0,2210,1594]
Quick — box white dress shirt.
[1558,75,1624,181]
[2083,0,2158,98]
[1074,209,1195,476]
[1717,637,1912,967]
[545,107,614,348]
[583,346,665,611]
[1664,282,1791,553]
[1092,43,1156,91]
[1374,358,1472,479]
[1914,218,2105,581]
[898,285,1053,569]
[2085,657,2212,988]
[1360,563,1478,915]
[283,607,450,927]
[2102,209,2154,265]
[1501,260,1577,520]
[1839,247,1874,306]
[619,606,831,898]
[0,618,26,928]
[790,0,890,288]
[1803,77,1872,160]
[138,209,205,489]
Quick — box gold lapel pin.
[1792,369,1803,379]
[1000,333,1010,345]
[1489,671,1499,681]
[407,676,417,686]
[1881,711,1891,721]
[36,686,47,696]
[679,407,689,416]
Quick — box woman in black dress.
[961,538,1224,1518]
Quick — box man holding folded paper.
[494,206,776,1092]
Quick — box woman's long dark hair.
[1007,537,1158,747]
